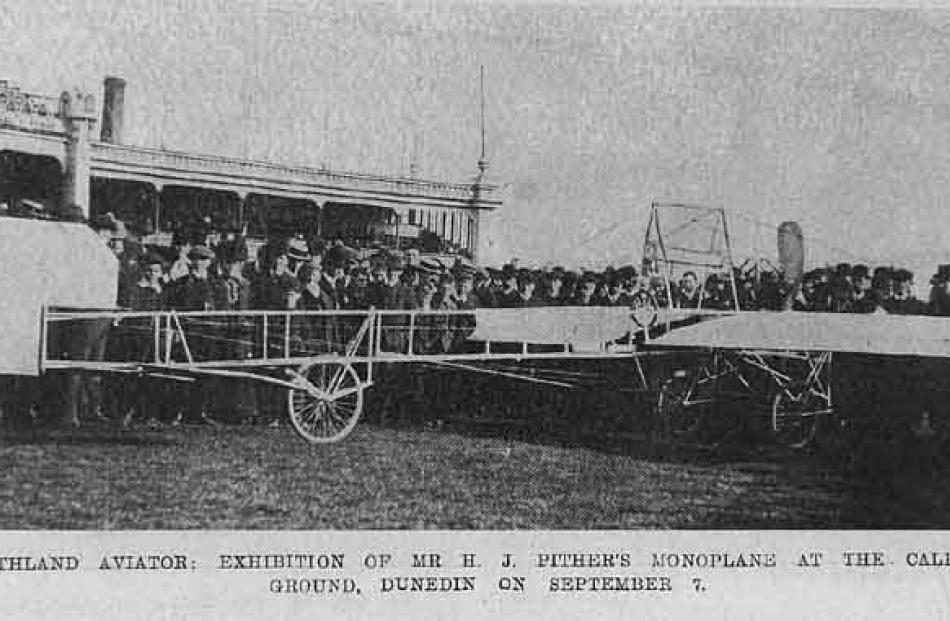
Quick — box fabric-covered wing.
[649,311,950,358]
[470,307,633,351]
[0,219,117,375]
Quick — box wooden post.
[262,314,269,360]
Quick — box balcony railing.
[0,81,63,134]
[91,142,500,205]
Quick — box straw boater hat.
[287,238,311,261]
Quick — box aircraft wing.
[470,307,633,351]
[0,219,117,375]
[648,311,950,358]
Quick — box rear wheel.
[770,384,828,450]
[656,370,711,440]
[287,362,364,443]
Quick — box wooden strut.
[40,308,684,376]
[171,311,194,364]
[424,359,576,389]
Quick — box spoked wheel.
[770,383,830,450]
[656,369,712,440]
[287,362,364,444]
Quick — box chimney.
[100,76,126,143]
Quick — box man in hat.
[217,238,253,311]
[344,268,373,310]
[511,269,543,307]
[90,213,135,306]
[929,265,950,316]
[474,268,498,308]
[887,269,926,315]
[168,233,193,283]
[849,264,883,313]
[792,273,817,312]
[296,257,335,311]
[572,272,598,306]
[810,268,834,312]
[703,273,734,311]
[542,268,566,306]
[171,245,218,310]
[168,244,222,424]
[215,237,258,423]
[496,265,520,307]
[455,268,478,310]
[124,251,171,425]
[324,245,358,309]
[602,273,634,307]
[430,271,460,353]
[286,237,311,271]
[129,251,169,312]
[366,261,391,309]
[675,271,702,309]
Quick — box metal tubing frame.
[39,306,699,403]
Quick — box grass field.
[1,356,947,529]
[0,414,944,529]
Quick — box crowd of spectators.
[8,207,950,430]
[93,207,946,323]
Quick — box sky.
[3,0,950,277]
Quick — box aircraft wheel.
[656,370,707,440]
[287,362,364,444]
[770,384,826,450]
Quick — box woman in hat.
[294,260,337,356]
[262,247,301,311]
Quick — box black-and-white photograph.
[2,0,950,530]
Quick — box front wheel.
[287,362,364,444]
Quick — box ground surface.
[0,415,942,529]
[1,357,947,529]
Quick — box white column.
[61,90,97,219]
[471,209,482,264]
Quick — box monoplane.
[6,203,945,448]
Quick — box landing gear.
[287,361,365,444]
[770,383,829,450]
